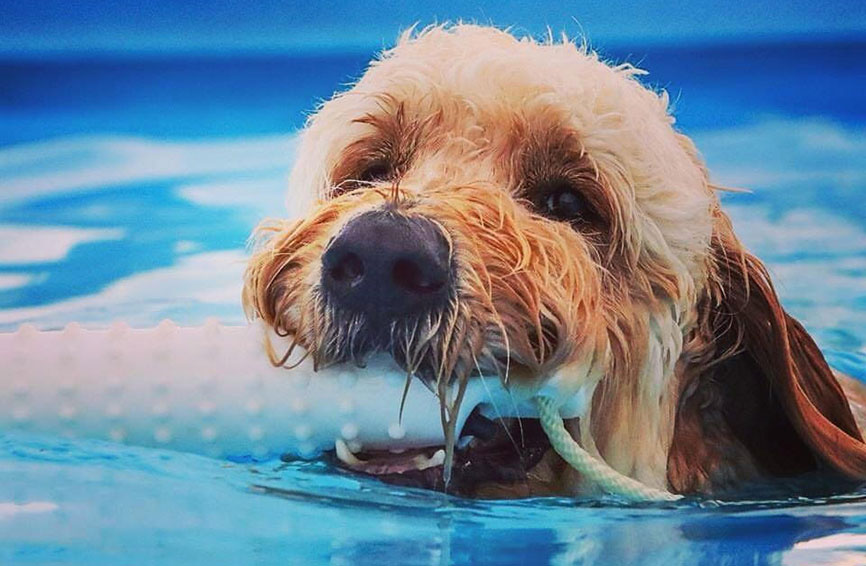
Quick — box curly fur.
[244,24,866,496]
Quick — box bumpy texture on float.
[0,320,681,501]
[0,320,471,461]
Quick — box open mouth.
[256,326,573,497]
[329,407,553,497]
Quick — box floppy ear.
[667,206,866,493]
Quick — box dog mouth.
[329,406,552,496]
[321,350,555,495]
[265,320,565,496]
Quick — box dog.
[243,24,866,498]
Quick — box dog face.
[245,25,866,497]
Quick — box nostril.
[392,259,444,294]
[328,253,365,286]
[321,211,453,316]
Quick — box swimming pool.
[2,41,866,565]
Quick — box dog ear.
[667,206,866,493]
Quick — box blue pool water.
[2,41,866,565]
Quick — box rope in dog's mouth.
[334,392,682,501]
[534,395,683,502]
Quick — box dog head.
[244,25,866,497]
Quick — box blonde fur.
[244,24,866,496]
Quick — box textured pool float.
[0,320,680,501]
[0,320,543,461]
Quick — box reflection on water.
[2,432,865,566]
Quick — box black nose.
[321,210,452,320]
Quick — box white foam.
[0,273,35,291]
[0,501,58,520]
[785,533,866,566]
[178,177,286,209]
[0,250,246,328]
[726,205,866,258]
[694,118,866,189]
[0,134,298,204]
[177,176,287,220]
[0,226,124,263]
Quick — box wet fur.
[243,24,866,496]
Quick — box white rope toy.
[534,395,683,502]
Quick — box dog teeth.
[430,449,446,467]
[413,449,445,470]
[335,438,365,467]
[336,439,445,473]
[388,447,407,454]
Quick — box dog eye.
[358,160,393,183]
[536,181,590,223]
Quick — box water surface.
[1,42,865,565]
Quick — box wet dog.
[243,25,866,498]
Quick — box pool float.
[0,319,680,501]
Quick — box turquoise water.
[1,43,866,564]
